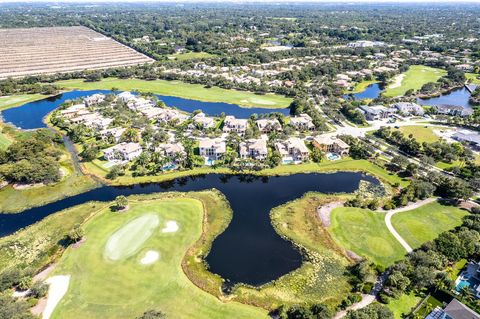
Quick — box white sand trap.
[162,221,179,233]
[104,214,160,261]
[140,250,160,265]
[388,74,405,89]
[42,275,70,319]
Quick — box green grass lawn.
[466,73,480,84]
[329,207,406,267]
[391,201,468,249]
[55,78,292,109]
[344,80,379,94]
[0,130,12,150]
[168,51,216,61]
[393,125,445,144]
[52,195,268,319]
[0,94,49,111]
[413,295,443,318]
[383,65,447,97]
[388,293,421,319]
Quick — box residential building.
[391,102,425,116]
[275,137,310,163]
[359,105,396,121]
[199,138,226,160]
[192,112,216,129]
[256,118,282,133]
[239,138,268,160]
[156,143,186,159]
[312,136,350,156]
[103,142,143,162]
[117,91,136,103]
[84,94,105,107]
[433,104,474,117]
[426,299,480,319]
[59,104,88,119]
[290,113,315,131]
[223,116,248,135]
[100,127,125,143]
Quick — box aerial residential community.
[0,2,480,319]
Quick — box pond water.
[417,87,475,109]
[1,90,290,129]
[0,172,377,286]
[343,83,384,100]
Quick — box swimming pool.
[327,152,341,161]
[455,275,479,293]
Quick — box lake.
[1,90,290,129]
[343,83,384,100]
[417,86,475,109]
[0,172,377,286]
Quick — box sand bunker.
[388,74,405,89]
[162,221,179,233]
[104,214,160,261]
[43,275,70,319]
[140,250,160,265]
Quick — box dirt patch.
[72,237,86,249]
[317,201,345,227]
[33,264,56,283]
[13,182,45,190]
[31,297,47,316]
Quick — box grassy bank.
[50,192,267,319]
[84,158,407,188]
[0,94,49,111]
[232,193,353,310]
[168,52,216,61]
[388,293,421,319]
[56,77,292,109]
[393,125,447,144]
[329,207,406,267]
[383,65,447,97]
[344,80,379,94]
[391,201,468,249]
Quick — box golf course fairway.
[51,195,268,319]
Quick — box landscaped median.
[55,77,293,109]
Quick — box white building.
[239,138,268,160]
[100,127,126,143]
[103,142,143,162]
[156,143,186,159]
[192,112,216,129]
[391,102,424,116]
[117,91,136,103]
[256,118,282,133]
[84,94,105,107]
[290,113,315,131]
[199,138,226,160]
[223,116,248,135]
[275,137,310,163]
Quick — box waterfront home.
[118,91,136,103]
[256,118,282,133]
[223,116,248,135]
[156,143,186,159]
[239,138,268,160]
[312,135,350,156]
[391,102,424,116]
[127,97,155,111]
[103,142,143,162]
[192,112,216,129]
[433,104,474,117]
[138,106,167,120]
[289,113,315,131]
[359,105,396,121]
[275,137,310,163]
[426,299,480,319]
[199,138,226,161]
[100,127,126,143]
[59,104,88,119]
[69,113,98,125]
[84,94,105,107]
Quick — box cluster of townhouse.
[359,102,425,121]
[56,93,354,170]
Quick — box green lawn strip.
[413,295,443,318]
[449,259,467,280]
[435,160,464,170]
[383,65,447,97]
[55,78,292,109]
[466,73,480,84]
[0,130,12,150]
[52,193,268,319]
[344,80,379,94]
[387,293,421,319]
[0,94,49,111]
[329,207,406,267]
[168,52,216,61]
[234,193,353,310]
[92,159,406,188]
[391,202,468,249]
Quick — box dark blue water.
[343,83,383,100]
[1,90,290,129]
[0,172,376,286]
[417,87,475,109]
